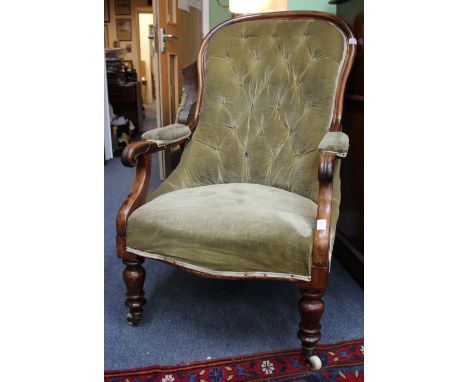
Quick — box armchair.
[116,11,355,370]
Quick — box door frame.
[152,0,170,179]
[202,0,209,37]
[150,2,163,132]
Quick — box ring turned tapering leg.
[123,257,146,326]
[297,277,326,371]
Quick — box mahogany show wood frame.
[115,11,356,364]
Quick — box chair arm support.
[318,152,336,184]
[121,136,190,168]
[116,152,152,240]
[312,153,337,268]
[116,136,190,245]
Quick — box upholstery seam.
[126,247,311,281]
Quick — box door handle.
[162,33,178,41]
[159,28,178,53]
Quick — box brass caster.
[126,312,141,326]
[307,355,322,371]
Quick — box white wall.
[104,55,113,160]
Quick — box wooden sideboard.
[108,82,143,133]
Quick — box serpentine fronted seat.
[127,183,317,279]
[115,11,356,370]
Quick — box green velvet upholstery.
[149,19,346,201]
[176,86,188,121]
[127,183,316,279]
[141,124,191,144]
[127,17,349,274]
[318,132,349,157]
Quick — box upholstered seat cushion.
[127,183,317,280]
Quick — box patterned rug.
[104,338,363,382]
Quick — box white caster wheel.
[307,355,322,371]
[126,312,141,326]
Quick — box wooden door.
[156,0,202,126]
[151,0,202,178]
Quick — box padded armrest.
[318,132,349,158]
[141,124,191,145]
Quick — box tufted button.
[244,151,248,158]
[218,97,228,106]
[225,120,239,129]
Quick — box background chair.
[116,11,355,370]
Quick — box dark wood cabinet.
[108,82,143,132]
[334,4,364,286]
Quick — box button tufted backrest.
[150,14,352,203]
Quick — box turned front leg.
[123,257,146,326]
[297,266,328,370]
[298,286,324,352]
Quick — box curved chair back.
[163,12,355,202]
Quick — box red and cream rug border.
[105,338,364,382]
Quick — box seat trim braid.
[126,247,311,282]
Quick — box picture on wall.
[115,0,131,15]
[116,18,132,41]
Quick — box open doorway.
[138,12,157,134]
